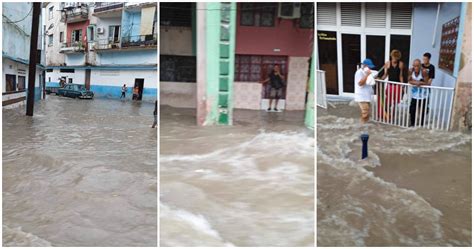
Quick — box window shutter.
[316,3,336,26]
[365,3,386,28]
[391,3,412,29]
[340,3,361,27]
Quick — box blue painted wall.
[411,3,462,88]
[65,53,86,66]
[45,82,157,102]
[90,85,157,102]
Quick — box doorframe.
[134,78,145,101]
[317,2,413,97]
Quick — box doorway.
[317,31,338,94]
[109,25,121,44]
[390,35,411,82]
[5,74,16,92]
[17,76,26,91]
[85,69,91,90]
[341,34,360,94]
[134,78,144,101]
[366,35,386,71]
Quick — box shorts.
[270,88,283,99]
[358,102,370,123]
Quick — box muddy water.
[317,102,471,246]
[3,96,157,246]
[160,106,314,246]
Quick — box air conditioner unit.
[97,27,105,34]
[278,3,301,19]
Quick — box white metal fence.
[371,79,455,130]
[316,70,327,108]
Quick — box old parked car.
[57,84,94,99]
[45,82,61,95]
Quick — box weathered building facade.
[2,2,45,109]
[44,2,157,101]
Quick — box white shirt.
[411,71,429,99]
[354,67,373,102]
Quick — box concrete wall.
[44,2,66,66]
[3,58,43,106]
[46,68,85,85]
[96,49,157,65]
[160,82,196,108]
[450,2,472,131]
[46,68,157,102]
[2,2,32,62]
[94,16,122,42]
[411,3,462,88]
[235,4,313,57]
[286,57,310,110]
[66,20,90,44]
[3,58,29,90]
[160,27,193,56]
[90,69,157,101]
[65,53,86,66]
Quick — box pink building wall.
[235,5,313,57]
[66,20,90,44]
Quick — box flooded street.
[160,106,314,246]
[317,102,471,246]
[3,96,157,246]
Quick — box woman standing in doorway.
[380,49,404,121]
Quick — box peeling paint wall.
[450,2,472,131]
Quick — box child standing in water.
[354,59,376,128]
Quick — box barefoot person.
[355,59,376,126]
[261,64,285,112]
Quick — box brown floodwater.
[160,106,314,246]
[3,96,157,246]
[317,102,471,246]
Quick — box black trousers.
[120,92,126,98]
[410,98,429,127]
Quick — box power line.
[2,5,33,24]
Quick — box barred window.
[234,55,287,82]
[240,3,276,27]
[299,3,314,29]
[160,3,193,27]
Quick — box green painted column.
[198,2,236,126]
[305,56,315,130]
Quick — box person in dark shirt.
[422,52,435,84]
[260,64,285,112]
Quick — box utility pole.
[26,3,41,116]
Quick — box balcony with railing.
[60,41,87,53]
[93,38,121,51]
[93,2,124,15]
[121,34,157,49]
[61,6,89,23]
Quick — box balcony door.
[109,25,121,44]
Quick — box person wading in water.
[260,64,285,112]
